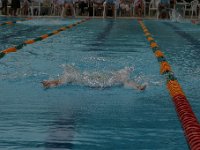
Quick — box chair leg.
[191,10,193,19]
[103,5,106,18]
[73,8,76,18]
[38,9,40,16]
[61,7,65,17]
[93,6,94,18]
[31,8,33,16]
[114,9,116,19]
[156,10,159,19]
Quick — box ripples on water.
[0,18,192,150]
[17,18,81,26]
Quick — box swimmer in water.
[41,65,146,90]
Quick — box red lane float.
[138,19,200,150]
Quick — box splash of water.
[58,64,135,88]
[170,9,183,22]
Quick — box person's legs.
[107,5,112,16]
[141,3,144,16]
[138,5,142,16]
[61,5,66,17]
[2,0,8,15]
[79,1,84,15]
[69,3,75,17]
[158,4,163,18]
[135,5,141,16]
[23,3,28,15]
[14,8,17,16]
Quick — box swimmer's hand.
[41,81,51,88]
[124,80,147,91]
[138,84,146,91]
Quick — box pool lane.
[0,26,39,43]
[163,22,200,51]
[0,18,32,26]
[86,20,114,52]
[138,19,200,150]
[0,19,190,150]
[0,18,90,59]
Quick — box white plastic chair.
[103,1,116,18]
[174,0,186,17]
[41,0,52,15]
[118,0,131,17]
[184,0,198,19]
[103,1,106,18]
[30,0,42,16]
[51,0,63,16]
[149,0,160,19]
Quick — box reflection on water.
[17,19,80,26]
[45,117,75,149]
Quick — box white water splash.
[58,64,135,88]
[170,9,183,22]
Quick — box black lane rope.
[0,18,32,26]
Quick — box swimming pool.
[0,17,199,149]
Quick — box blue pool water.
[0,17,199,149]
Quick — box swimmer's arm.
[41,79,62,88]
[124,80,146,90]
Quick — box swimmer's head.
[124,66,134,72]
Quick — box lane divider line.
[0,18,32,26]
[0,18,90,59]
[137,19,200,150]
